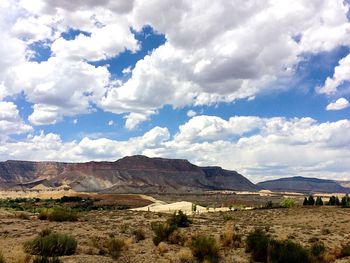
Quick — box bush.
[168,229,188,246]
[167,210,192,228]
[309,241,326,262]
[220,225,242,248]
[0,251,5,263]
[246,229,310,263]
[133,229,146,242]
[270,239,310,263]
[24,230,77,256]
[106,237,125,259]
[16,212,30,220]
[32,256,61,263]
[177,248,194,263]
[38,209,50,220]
[265,201,273,208]
[151,222,176,246]
[246,228,270,262]
[48,208,78,222]
[280,198,296,208]
[341,242,350,257]
[191,236,219,263]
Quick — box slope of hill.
[257,176,350,193]
[0,155,258,193]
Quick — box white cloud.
[186,110,197,117]
[1,115,350,182]
[0,101,32,139]
[73,119,78,124]
[5,57,110,125]
[108,120,114,126]
[102,0,350,128]
[0,0,349,129]
[51,23,139,61]
[326,98,350,111]
[318,53,350,95]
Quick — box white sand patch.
[131,200,253,214]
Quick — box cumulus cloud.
[5,57,110,125]
[1,0,350,128]
[318,53,350,95]
[102,0,350,127]
[0,101,32,139]
[326,98,350,111]
[1,115,350,182]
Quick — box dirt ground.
[1,205,350,263]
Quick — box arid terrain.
[0,191,350,263]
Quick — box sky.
[1,0,350,183]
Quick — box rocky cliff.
[0,155,259,193]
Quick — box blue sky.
[1,0,350,182]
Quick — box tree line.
[303,194,350,207]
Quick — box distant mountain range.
[0,155,258,193]
[257,176,350,193]
[1,155,349,194]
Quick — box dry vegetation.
[0,193,350,262]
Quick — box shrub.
[310,241,326,261]
[59,196,82,203]
[151,222,176,246]
[0,251,5,263]
[32,256,61,263]
[341,242,350,257]
[270,240,310,263]
[177,248,194,263]
[38,209,50,220]
[265,201,273,208]
[191,236,219,263]
[48,208,78,222]
[220,225,242,248]
[106,237,125,259]
[280,198,296,208]
[246,228,270,262]
[168,229,185,245]
[16,212,30,220]
[133,229,146,242]
[168,210,192,228]
[24,230,77,256]
[246,229,311,263]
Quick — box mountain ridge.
[0,155,258,193]
[257,176,350,193]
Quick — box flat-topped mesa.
[0,155,259,193]
[114,155,202,172]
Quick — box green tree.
[303,197,308,206]
[315,196,323,206]
[327,196,336,205]
[308,196,315,206]
[341,194,350,208]
[335,196,341,206]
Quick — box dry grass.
[0,197,350,262]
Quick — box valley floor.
[1,206,350,262]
